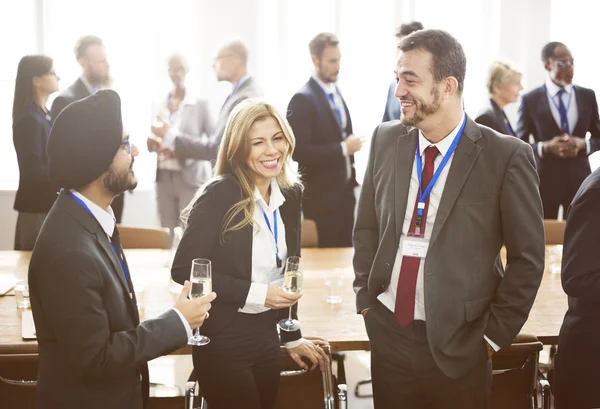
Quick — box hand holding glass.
[278,256,303,332]
[188,258,212,346]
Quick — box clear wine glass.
[188,258,212,346]
[278,256,303,332]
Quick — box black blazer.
[287,77,356,219]
[171,176,302,343]
[12,104,58,213]
[29,191,187,409]
[50,78,91,122]
[475,98,513,135]
[517,84,600,189]
[555,168,600,399]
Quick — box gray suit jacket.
[29,191,188,409]
[157,97,214,188]
[174,76,263,162]
[353,116,545,379]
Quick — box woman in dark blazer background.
[12,55,60,250]
[475,61,523,135]
[172,99,328,409]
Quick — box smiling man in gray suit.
[156,40,262,163]
[353,29,545,408]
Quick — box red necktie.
[395,145,440,327]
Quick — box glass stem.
[288,306,293,322]
[194,328,200,338]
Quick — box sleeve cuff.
[244,283,268,308]
[586,139,591,155]
[285,337,305,349]
[340,141,349,157]
[171,307,193,339]
[537,142,544,158]
[484,335,500,352]
[162,127,179,150]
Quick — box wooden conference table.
[0,246,567,355]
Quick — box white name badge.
[401,237,430,259]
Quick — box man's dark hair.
[74,35,104,61]
[398,29,467,93]
[396,21,424,38]
[309,32,339,59]
[541,41,567,63]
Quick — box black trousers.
[192,309,281,409]
[553,347,600,409]
[312,185,355,248]
[365,301,492,409]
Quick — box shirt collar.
[545,77,574,96]
[70,189,116,238]
[231,74,250,95]
[167,88,196,106]
[254,179,286,213]
[312,73,337,95]
[417,113,466,158]
[79,75,97,94]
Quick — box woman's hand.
[265,286,302,309]
[287,339,330,372]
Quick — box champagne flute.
[278,256,303,332]
[188,258,212,346]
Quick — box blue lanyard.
[66,191,131,286]
[261,209,282,268]
[415,114,466,218]
[548,87,574,132]
[503,115,515,136]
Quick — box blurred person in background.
[12,54,60,250]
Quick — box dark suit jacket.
[12,104,57,213]
[517,84,600,195]
[50,78,91,122]
[555,168,600,393]
[353,117,545,379]
[171,176,302,343]
[287,77,356,219]
[29,191,187,409]
[475,98,513,135]
[382,81,400,122]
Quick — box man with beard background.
[50,35,126,223]
[287,32,363,247]
[29,90,216,409]
[353,29,545,408]
[517,41,600,219]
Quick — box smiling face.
[246,116,289,187]
[394,49,445,128]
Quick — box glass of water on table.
[188,258,212,346]
[278,256,303,332]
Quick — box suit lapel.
[394,128,416,241]
[490,99,509,135]
[60,192,137,320]
[309,78,344,139]
[428,118,482,249]
[572,86,588,135]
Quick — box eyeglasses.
[555,59,574,68]
[121,139,131,153]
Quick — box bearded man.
[352,29,545,409]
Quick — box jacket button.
[385,263,391,270]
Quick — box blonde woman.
[475,61,523,135]
[171,99,328,409]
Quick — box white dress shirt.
[70,190,193,338]
[376,116,500,351]
[238,179,303,349]
[541,78,590,157]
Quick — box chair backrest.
[117,225,170,249]
[544,220,565,245]
[273,339,337,409]
[491,333,543,409]
[0,353,38,409]
[301,219,319,248]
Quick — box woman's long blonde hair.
[181,98,300,241]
